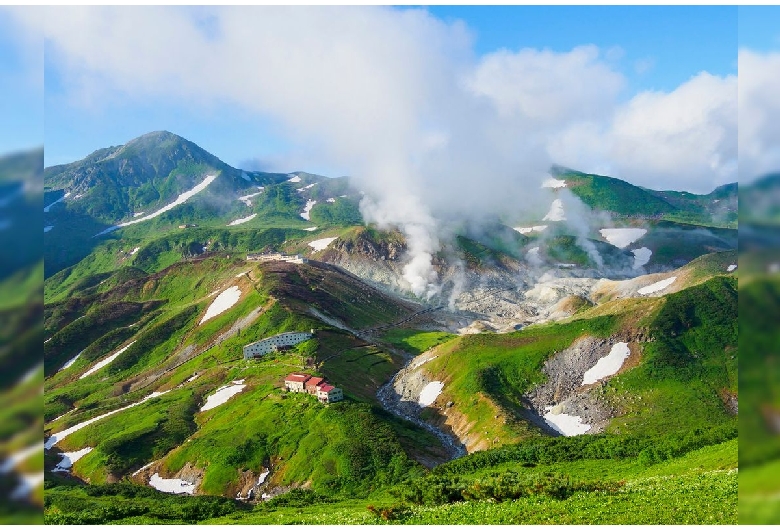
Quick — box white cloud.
[21,6,739,292]
[738,48,780,182]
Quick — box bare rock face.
[524,334,642,435]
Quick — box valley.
[42,132,738,524]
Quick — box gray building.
[243,331,314,359]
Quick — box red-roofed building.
[317,384,343,404]
[284,373,311,393]
[304,377,325,395]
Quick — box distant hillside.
[552,167,737,228]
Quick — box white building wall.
[243,331,314,359]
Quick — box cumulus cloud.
[738,48,780,182]
[14,6,738,295]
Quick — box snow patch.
[541,178,566,189]
[326,197,336,203]
[45,391,169,450]
[631,247,652,269]
[238,188,264,206]
[582,342,631,385]
[296,183,315,192]
[227,213,257,226]
[200,286,241,324]
[132,461,156,477]
[129,246,140,255]
[638,276,677,295]
[0,444,41,474]
[599,228,647,249]
[95,174,218,236]
[513,225,548,234]
[59,352,81,372]
[200,381,246,412]
[727,264,737,272]
[149,473,195,494]
[287,175,302,183]
[44,192,70,212]
[303,226,318,231]
[300,199,317,220]
[80,341,136,379]
[241,171,251,181]
[543,199,566,221]
[418,381,444,407]
[410,356,438,370]
[543,405,591,436]
[9,473,44,501]
[44,225,53,233]
[52,447,93,472]
[308,237,337,252]
[132,211,145,217]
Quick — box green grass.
[380,329,456,355]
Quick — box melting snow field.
[543,406,591,436]
[300,199,317,220]
[200,286,241,324]
[227,213,257,226]
[410,356,438,370]
[303,226,318,231]
[45,391,169,450]
[582,342,630,385]
[599,228,647,249]
[543,199,566,221]
[52,447,94,472]
[44,192,70,212]
[59,352,81,372]
[149,473,196,494]
[80,341,136,379]
[513,225,548,234]
[0,443,40,474]
[133,211,145,217]
[541,178,566,189]
[200,380,246,412]
[238,188,264,206]
[727,264,737,272]
[418,381,444,407]
[95,174,218,236]
[287,175,302,183]
[296,183,315,192]
[632,247,652,269]
[308,237,337,251]
[44,225,53,233]
[638,276,677,295]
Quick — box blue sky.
[35,5,743,175]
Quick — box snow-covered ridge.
[95,174,218,236]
